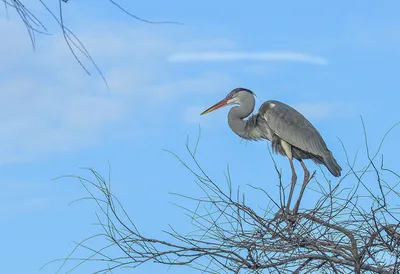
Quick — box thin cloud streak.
[168,51,328,65]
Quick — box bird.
[200,87,341,210]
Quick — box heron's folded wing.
[260,100,329,157]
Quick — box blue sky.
[1,1,400,273]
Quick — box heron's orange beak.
[200,97,230,115]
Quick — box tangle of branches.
[47,122,400,274]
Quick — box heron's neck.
[228,106,255,140]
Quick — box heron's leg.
[286,157,297,210]
[293,160,310,215]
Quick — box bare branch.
[48,122,400,273]
[1,0,182,83]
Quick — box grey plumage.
[259,100,341,177]
[201,87,342,210]
[223,88,341,177]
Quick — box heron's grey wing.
[259,100,329,157]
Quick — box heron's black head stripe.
[230,87,256,97]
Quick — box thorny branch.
[47,123,400,273]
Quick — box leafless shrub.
[47,121,400,273]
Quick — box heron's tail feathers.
[323,151,342,177]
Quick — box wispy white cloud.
[168,51,328,65]
[0,19,238,163]
[0,17,332,164]
[0,21,130,162]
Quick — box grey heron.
[201,87,341,210]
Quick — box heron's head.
[200,88,255,115]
